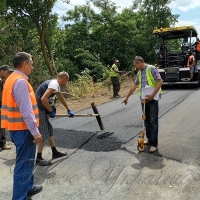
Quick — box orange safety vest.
[1,73,39,130]
[187,55,195,67]
[196,41,200,51]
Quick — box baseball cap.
[0,65,14,72]
[115,59,119,63]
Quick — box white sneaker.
[144,140,150,145]
[150,146,158,153]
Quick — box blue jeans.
[142,100,159,147]
[10,130,36,200]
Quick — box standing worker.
[187,52,196,81]
[192,38,200,53]
[1,52,43,199]
[122,56,163,153]
[0,65,13,151]
[35,71,74,166]
[110,59,122,98]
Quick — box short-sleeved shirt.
[135,65,161,87]
[47,79,60,103]
[35,79,60,111]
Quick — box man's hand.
[49,110,56,118]
[68,109,74,118]
[33,133,42,144]
[122,98,128,105]
[119,71,125,75]
[145,94,154,101]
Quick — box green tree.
[131,0,179,63]
[6,0,59,77]
[61,3,106,80]
[0,0,9,64]
[62,0,139,72]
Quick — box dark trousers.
[10,130,36,200]
[142,100,159,147]
[0,128,6,147]
[111,76,120,94]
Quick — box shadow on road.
[120,146,165,170]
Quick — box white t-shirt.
[48,79,60,104]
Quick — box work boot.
[52,151,68,159]
[113,93,120,98]
[26,185,43,198]
[36,158,52,166]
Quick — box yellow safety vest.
[138,65,162,97]
[109,64,119,77]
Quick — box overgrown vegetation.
[0,0,179,94]
[64,68,135,99]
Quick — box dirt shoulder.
[56,78,137,114]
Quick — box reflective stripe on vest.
[1,73,39,130]
[109,64,119,77]
[138,65,162,96]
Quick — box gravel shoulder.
[56,78,135,114]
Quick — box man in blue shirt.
[1,52,43,199]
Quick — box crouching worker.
[35,71,74,166]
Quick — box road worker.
[187,52,196,81]
[122,56,163,153]
[110,59,122,98]
[35,71,74,166]
[0,65,13,151]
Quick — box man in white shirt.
[35,71,74,166]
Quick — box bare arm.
[41,88,56,112]
[114,68,121,73]
[56,92,70,111]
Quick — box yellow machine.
[153,26,200,86]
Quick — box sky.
[53,0,200,35]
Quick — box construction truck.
[152,26,200,86]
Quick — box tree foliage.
[5,0,58,77]
[0,0,179,86]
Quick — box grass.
[64,71,135,100]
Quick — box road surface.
[1,87,200,200]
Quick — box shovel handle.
[55,113,100,117]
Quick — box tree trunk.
[37,25,58,78]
